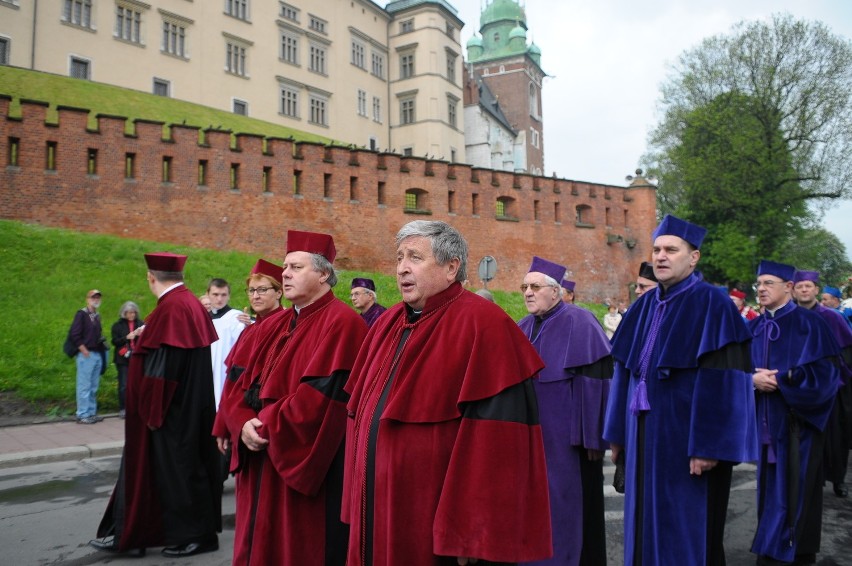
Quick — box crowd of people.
[68,217,852,565]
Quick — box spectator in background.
[69,289,108,424]
[208,278,245,410]
[822,286,852,327]
[199,294,213,313]
[730,289,759,321]
[603,302,622,339]
[350,278,387,327]
[110,301,144,419]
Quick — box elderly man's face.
[652,235,699,288]
[282,251,327,308]
[396,236,459,311]
[793,281,819,307]
[523,273,561,316]
[756,275,791,311]
[635,277,657,297]
[350,287,374,312]
[822,293,841,309]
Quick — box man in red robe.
[216,231,367,565]
[90,252,222,557]
[343,220,553,566]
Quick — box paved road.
[0,453,850,565]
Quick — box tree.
[783,225,852,286]
[646,14,852,284]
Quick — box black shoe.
[88,538,145,557]
[834,482,848,497]
[161,540,219,557]
[77,416,98,424]
[91,415,105,422]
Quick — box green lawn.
[0,66,332,144]
[1,220,604,416]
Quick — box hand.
[753,368,779,392]
[587,449,604,461]
[80,346,90,358]
[610,444,622,465]
[690,457,718,476]
[457,558,478,565]
[216,437,230,455]
[237,312,253,326]
[241,418,269,452]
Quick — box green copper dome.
[528,42,541,55]
[466,34,484,48]
[480,0,526,29]
[508,24,526,40]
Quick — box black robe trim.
[568,356,614,380]
[459,380,541,425]
[698,340,753,372]
[305,369,351,403]
[143,347,168,380]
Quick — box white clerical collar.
[158,282,184,299]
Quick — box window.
[309,44,326,74]
[400,19,413,33]
[371,52,384,78]
[372,96,381,123]
[8,137,19,167]
[309,95,328,126]
[447,97,457,128]
[153,78,170,96]
[162,20,187,57]
[125,153,135,179]
[446,22,455,38]
[64,0,93,28]
[400,53,414,79]
[0,37,8,66]
[198,160,207,185]
[351,41,365,69]
[446,53,456,84]
[531,128,539,148]
[281,86,299,118]
[533,199,540,221]
[293,169,301,195]
[281,31,298,64]
[233,99,247,115]
[162,156,173,182]
[280,2,299,22]
[529,82,538,117]
[495,200,505,217]
[402,147,413,157]
[576,204,592,225]
[323,173,331,198]
[496,196,517,219]
[230,163,239,190]
[472,193,480,216]
[115,5,143,44]
[263,166,272,193]
[377,181,386,205]
[357,90,367,117]
[400,97,415,125]
[226,0,248,21]
[404,189,429,212]
[69,56,90,79]
[226,42,247,76]
[309,15,327,34]
[450,148,456,163]
[46,141,57,171]
[369,137,377,151]
[86,148,98,175]
[448,190,456,213]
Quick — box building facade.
[0,0,464,161]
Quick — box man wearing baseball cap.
[68,289,108,424]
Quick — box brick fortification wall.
[0,95,657,301]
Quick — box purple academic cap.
[652,214,707,249]
[528,256,567,285]
[351,278,376,291]
[793,270,819,285]
[757,260,796,282]
[562,279,576,292]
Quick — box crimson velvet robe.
[216,291,366,565]
[343,283,553,566]
[518,302,612,566]
[96,284,221,551]
[749,301,841,563]
[604,273,758,566]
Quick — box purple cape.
[360,302,387,328]
[604,273,758,566]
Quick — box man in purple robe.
[349,277,387,327]
[604,215,758,566]
[518,257,611,566]
[793,270,852,498]
[749,262,842,565]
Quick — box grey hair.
[119,301,140,319]
[311,253,338,287]
[395,220,468,282]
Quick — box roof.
[480,0,526,28]
[386,0,459,16]
[473,73,516,134]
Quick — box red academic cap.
[144,252,187,272]
[251,258,283,285]
[286,230,336,262]
[729,289,746,300]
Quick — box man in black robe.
[89,252,222,557]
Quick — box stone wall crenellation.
[0,95,657,301]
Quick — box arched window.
[529,82,537,116]
[576,204,593,226]
[496,196,518,220]
[404,188,430,214]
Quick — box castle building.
[464,0,545,174]
[0,0,464,162]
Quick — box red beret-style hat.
[144,252,187,272]
[250,258,283,285]
[286,230,336,263]
[729,289,746,300]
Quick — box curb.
[0,440,124,470]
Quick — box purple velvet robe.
[518,302,612,566]
[749,301,842,563]
[604,273,758,566]
[359,302,387,328]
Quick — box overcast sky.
[411,0,852,258]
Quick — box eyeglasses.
[350,291,366,298]
[520,283,554,292]
[636,283,655,291]
[753,279,783,291]
[246,286,274,296]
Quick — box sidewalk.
[0,415,124,469]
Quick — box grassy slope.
[2,220,603,415]
[0,66,332,143]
